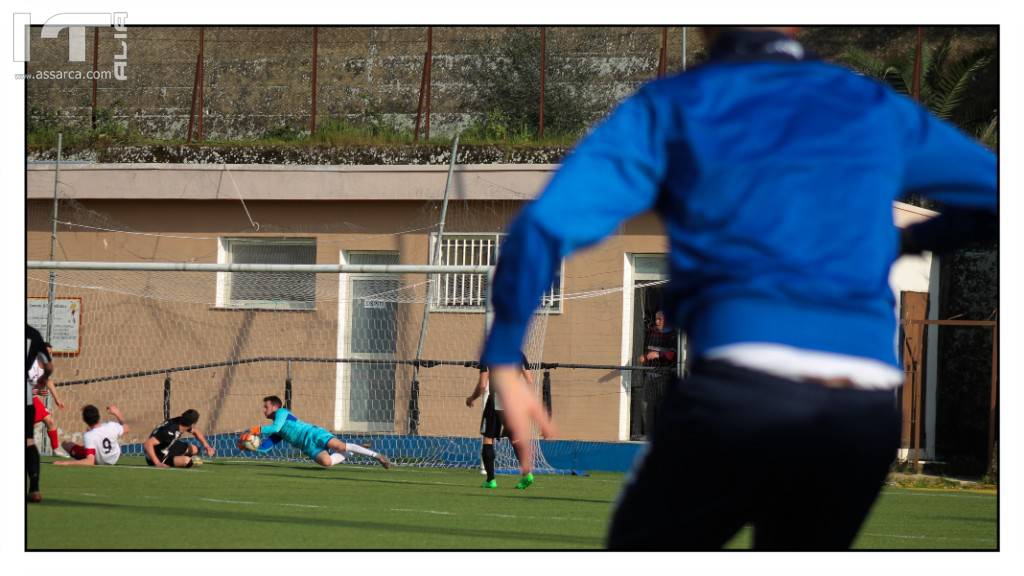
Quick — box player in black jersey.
[26,324,53,503]
[143,409,215,468]
[466,352,535,489]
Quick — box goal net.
[27,263,556,473]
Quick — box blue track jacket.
[481,30,996,370]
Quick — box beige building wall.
[27,194,660,444]
[27,163,934,445]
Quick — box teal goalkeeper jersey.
[258,408,320,449]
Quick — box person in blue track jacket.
[480,27,996,549]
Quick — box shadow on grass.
[461,492,615,505]
[210,461,395,473]
[37,498,602,548]
[229,462,330,472]
[260,472,616,505]
[260,472,464,489]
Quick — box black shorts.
[146,441,193,466]
[607,360,900,550]
[26,403,35,440]
[480,395,509,439]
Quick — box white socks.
[327,444,378,466]
[345,444,379,458]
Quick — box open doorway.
[628,255,684,441]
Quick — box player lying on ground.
[240,395,391,469]
[143,409,215,468]
[28,344,66,456]
[55,405,128,466]
[466,352,535,489]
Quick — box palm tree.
[839,35,997,150]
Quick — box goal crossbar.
[28,260,493,274]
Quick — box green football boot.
[514,473,535,490]
[481,479,497,489]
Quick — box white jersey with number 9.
[84,422,124,465]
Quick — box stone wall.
[26,26,695,140]
[26,25,997,144]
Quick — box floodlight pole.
[408,132,460,434]
[45,133,62,343]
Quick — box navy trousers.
[607,360,900,550]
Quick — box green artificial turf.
[27,457,996,550]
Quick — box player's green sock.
[515,472,534,490]
[481,479,497,489]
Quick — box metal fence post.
[414,27,433,143]
[657,27,668,77]
[45,134,62,344]
[408,378,420,435]
[542,370,552,416]
[539,27,546,139]
[285,360,293,410]
[163,374,171,420]
[912,26,923,101]
[425,27,433,141]
[186,27,206,143]
[91,27,99,129]
[682,26,688,71]
[310,26,319,135]
[197,26,205,141]
[989,320,998,476]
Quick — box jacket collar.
[708,29,813,63]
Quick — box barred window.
[430,233,562,313]
[216,237,317,310]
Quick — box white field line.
[69,490,596,524]
[72,490,989,541]
[390,508,454,516]
[53,463,206,473]
[861,532,996,544]
[201,498,257,505]
[395,479,468,487]
[388,507,592,523]
[203,460,600,485]
[479,512,578,522]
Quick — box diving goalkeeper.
[241,395,391,469]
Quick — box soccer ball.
[240,433,260,451]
